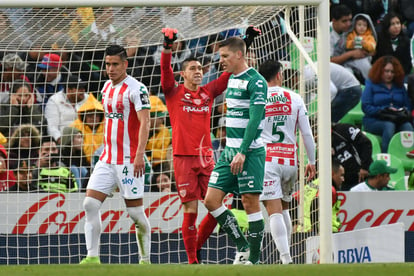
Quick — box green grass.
[1,263,414,276]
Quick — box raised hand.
[162,28,178,49]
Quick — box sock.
[269,213,291,263]
[127,206,151,262]
[282,210,292,246]
[212,206,249,252]
[196,213,217,250]
[83,197,102,257]
[247,212,264,264]
[182,212,198,263]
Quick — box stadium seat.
[374,153,406,190]
[387,131,414,172]
[363,131,381,157]
[339,100,363,127]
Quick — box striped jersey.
[261,86,315,166]
[225,67,267,149]
[99,75,150,164]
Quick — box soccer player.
[204,36,267,265]
[80,45,151,264]
[258,60,316,264]
[160,27,260,264]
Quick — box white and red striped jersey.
[261,86,315,167]
[99,75,150,165]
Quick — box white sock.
[269,213,291,264]
[282,210,292,246]
[210,205,227,218]
[83,197,102,257]
[127,206,151,262]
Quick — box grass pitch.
[2,263,414,276]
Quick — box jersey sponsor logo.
[228,79,248,90]
[227,110,244,117]
[209,171,219,184]
[122,178,134,185]
[255,80,264,88]
[105,112,124,120]
[182,105,209,113]
[266,94,290,104]
[265,103,292,116]
[140,94,150,105]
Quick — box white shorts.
[259,161,297,202]
[87,161,145,200]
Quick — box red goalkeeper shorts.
[173,155,215,203]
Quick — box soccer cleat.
[80,256,101,264]
[244,261,253,265]
[233,250,250,265]
[139,259,151,264]
[407,150,414,158]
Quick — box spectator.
[150,171,173,193]
[1,53,32,101]
[80,7,121,45]
[345,13,377,81]
[70,94,105,165]
[304,62,362,122]
[362,55,413,152]
[7,124,41,171]
[332,122,373,190]
[330,4,370,82]
[372,12,412,76]
[0,144,16,192]
[292,158,344,233]
[45,75,88,143]
[0,79,46,139]
[60,126,90,191]
[33,135,79,193]
[8,160,38,192]
[35,53,69,105]
[350,159,397,191]
[396,0,414,37]
[145,95,171,169]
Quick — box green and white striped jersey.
[225,67,267,149]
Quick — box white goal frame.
[1,0,332,264]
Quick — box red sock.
[196,213,217,250]
[182,212,198,264]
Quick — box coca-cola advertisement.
[1,191,414,234]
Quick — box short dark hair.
[11,79,32,94]
[258,59,282,82]
[219,36,246,56]
[66,75,86,90]
[330,4,352,21]
[181,56,201,71]
[105,45,127,61]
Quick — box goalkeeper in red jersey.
[160,27,260,264]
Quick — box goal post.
[0,1,332,264]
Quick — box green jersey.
[225,67,267,150]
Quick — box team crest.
[180,189,187,198]
[193,99,201,105]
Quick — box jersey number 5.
[272,121,285,143]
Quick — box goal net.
[0,4,327,264]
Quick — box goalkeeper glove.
[242,25,262,50]
[162,28,178,50]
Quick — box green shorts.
[208,147,265,195]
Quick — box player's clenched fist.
[162,28,178,49]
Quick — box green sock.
[247,219,264,264]
[216,209,249,252]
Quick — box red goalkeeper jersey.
[161,52,230,157]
